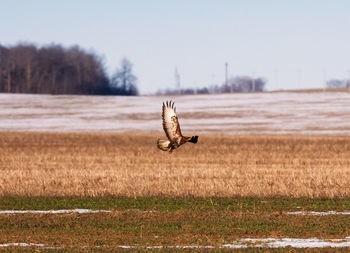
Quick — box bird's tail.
[188,136,199,144]
[157,139,170,151]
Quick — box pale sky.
[1,0,350,94]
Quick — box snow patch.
[0,243,45,248]
[0,209,111,214]
[287,211,350,216]
[224,238,350,248]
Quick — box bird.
[157,100,198,153]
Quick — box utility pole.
[323,69,327,91]
[225,62,232,93]
[252,72,256,92]
[348,70,350,93]
[175,67,180,94]
[297,69,302,90]
[274,69,279,90]
[210,74,215,94]
[193,81,197,95]
[211,74,215,85]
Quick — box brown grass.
[0,132,350,198]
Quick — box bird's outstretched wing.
[162,101,183,142]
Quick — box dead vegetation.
[0,132,349,198]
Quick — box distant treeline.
[326,79,350,89]
[157,76,266,95]
[0,43,138,95]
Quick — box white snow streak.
[287,211,350,216]
[223,238,350,248]
[0,243,45,248]
[0,209,111,214]
[0,243,59,249]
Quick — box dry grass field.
[1,132,349,198]
[1,132,350,250]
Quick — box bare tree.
[228,76,265,92]
[111,58,138,95]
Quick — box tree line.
[157,76,266,95]
[0,43,138,95]
[326,79,350,89]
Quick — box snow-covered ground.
[1,92,350,134]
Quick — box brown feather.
[158,100,199,152]
[162,100,183,143]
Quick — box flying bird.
[157,101,198,153]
